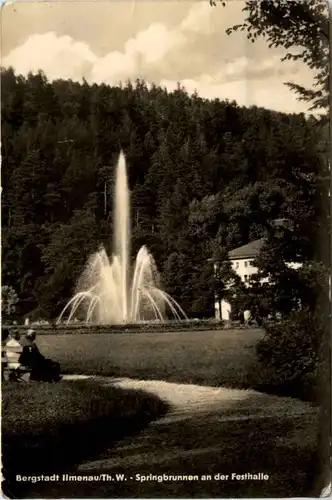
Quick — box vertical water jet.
[114,151,130,321]
[57,151,187,325]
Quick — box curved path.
[63,374,317,496]
[64,374,313,421]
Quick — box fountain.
[57,151,187,325]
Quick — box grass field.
[36,328,317,401]
[37,328,266,388]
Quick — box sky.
[1,0,316,114]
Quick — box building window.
[244,261,248,268]
[235,262,239,269]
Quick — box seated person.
[19,330,61,383]
[2,328,10,378]
[4,330,23,367]
[3,330,26,380]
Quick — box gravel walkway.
[63,374,313,416]
[63,374,316,472]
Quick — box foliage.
[212,3,330,478]
[247,222,329,318]
[213,0,330,317]
[212,247,245,314]
[215,0,329,113]
[1,285,19,319]
[37,208,102,318]
[1,67,323,319]
[256,310,321,383]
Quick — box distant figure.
[244,310,251,325]
[1,328,10,379]
[19,330,61,383]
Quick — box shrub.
[256,310,321,384]
[1,285,19,321]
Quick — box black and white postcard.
[1,0,331,498]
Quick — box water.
[57,152,187,325]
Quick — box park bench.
[4,362,32,382]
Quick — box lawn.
[35,328,317,401]
[2,380,168,498]
[37,328,264,388]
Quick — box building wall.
[231,258,258,284]
[214,259,302,321]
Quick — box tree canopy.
[1,67,324,320]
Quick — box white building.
[214,238,301,321]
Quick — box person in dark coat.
[19,330,61,382]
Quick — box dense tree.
[212,247,245,318]
[210,3,329,492]
[37,207,102,318]
[212,0,329,319]
[0,67,322,322]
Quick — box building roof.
[228,238,264,260]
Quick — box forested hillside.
[1,67,322,320]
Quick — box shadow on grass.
[2,379,169,499]
[234,355,318,403]
[21,391,320,499]
[252,378,317,403]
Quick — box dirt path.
[63,374,317,471]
